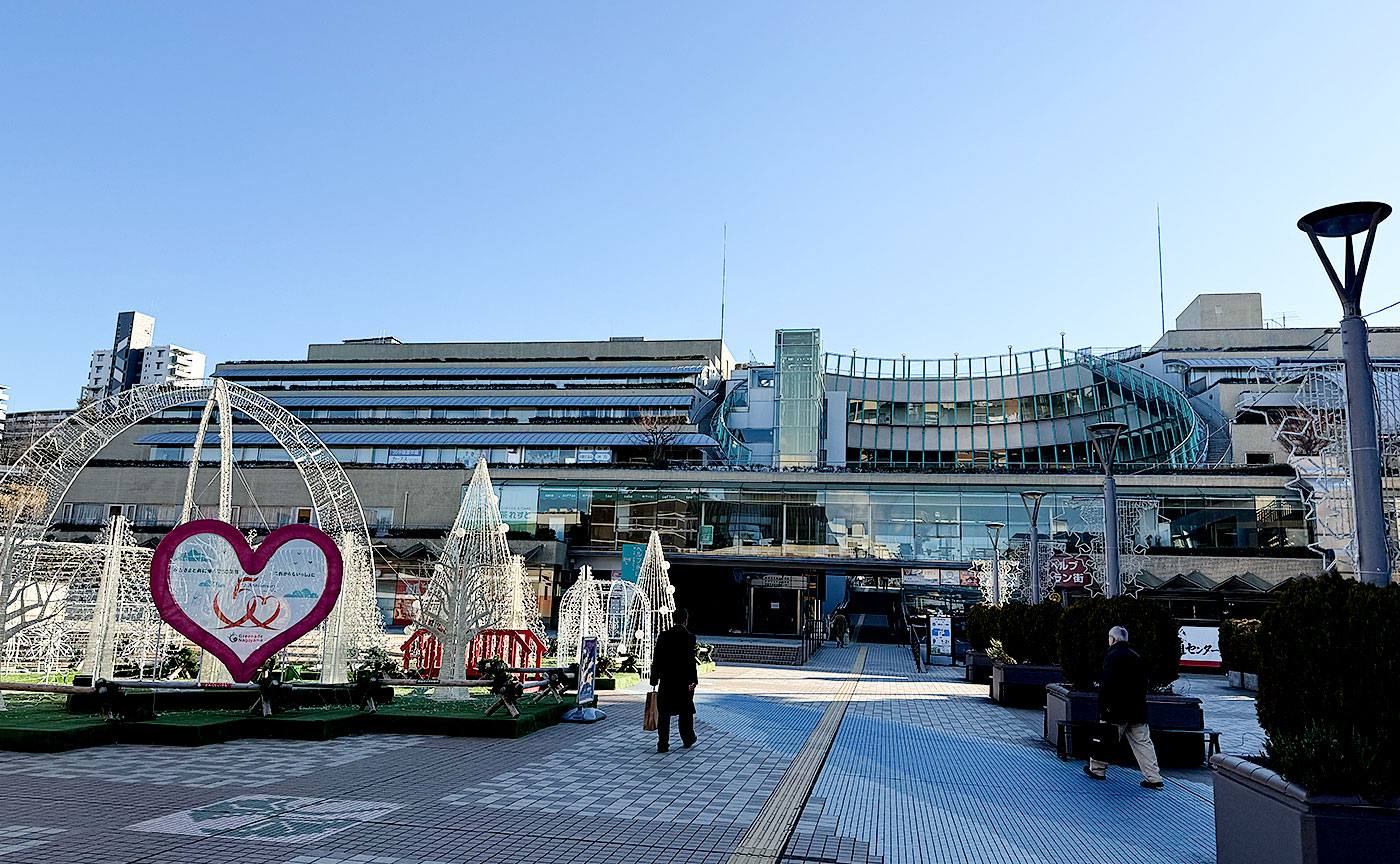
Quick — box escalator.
[842,588,905,644]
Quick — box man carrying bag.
[649,607,698,753]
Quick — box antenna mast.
[720,224,727,346]
[1157,206,1166,335]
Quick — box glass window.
[877,402,893,424]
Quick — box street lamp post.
[1299,202,1393,587]
[1088,422,1128,597]
[985,522,1004,604]
[1020,491,1047,604]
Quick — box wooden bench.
[1054,719,1221,761]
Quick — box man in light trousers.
[1083,625,1164,789]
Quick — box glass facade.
[775,330,823,467]
[826,347,1204,469]
[504,479,1309,562]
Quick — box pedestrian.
[830,611,849,646]
[650,607,698,753]
[1083,625,1164,789]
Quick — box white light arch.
[0,379,382,682]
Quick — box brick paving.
[0,646,1255,863]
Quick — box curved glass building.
[715,333,1206,470]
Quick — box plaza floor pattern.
[0,646,1256,863]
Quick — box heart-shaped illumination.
[150,520,343,682]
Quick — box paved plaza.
[0,646,1259,864]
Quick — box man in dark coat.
[1084,625,1163,788]
[650,607,698,753]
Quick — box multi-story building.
[0,384,8,454]
[81,311,205,403]
[0,408,73,465]
[49,293,1361,641]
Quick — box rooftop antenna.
[1158,205,1166,336]
[719,224,727,347]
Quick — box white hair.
[1109,626,1129,643]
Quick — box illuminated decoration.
[0,379,383,683]
[150,521,343,682]
[1064,496,1160,598]
[413,459,544,698]
[1251,362,1400,577]
[557,567,653,671]
[969,557,1020,605]
[636,531,675,637]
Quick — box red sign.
[393,576,428,626]
[1047,554,1092,587]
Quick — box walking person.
[650,607,698,753]
[830,611,850,646]
[1083,625,1164,789]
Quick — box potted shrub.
[988,601,1063,707]
[1213,575,1400,863]
[964,603,1001,684]
[1045,595,1204,765]
[1218,618,1261,690]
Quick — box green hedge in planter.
[1058,596,1181,691]
[1219,618,1262,674]
[965,604,1001,652]
[998,601,1063,666]
[1257,575,1399,801]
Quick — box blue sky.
[3,2,1398,411]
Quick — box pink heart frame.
[150,520,344,682]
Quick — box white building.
[81,312,205,403]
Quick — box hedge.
[965,604,1001,652]
[997,601,1063,666]
[1218,618,1261,675]
[1057,596,1181,691]
[1257,575,1399,800]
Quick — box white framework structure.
[1063,496,1160,598]
[413,459,544,695]
[1253,362,1400,577]
[636,531,676,637]
[556,567,653,670]
[0,379,383,683]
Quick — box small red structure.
[401,628,546,681]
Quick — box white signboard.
[1179,625,1222,669]
[930,615,953,657]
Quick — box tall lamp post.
[1020,491,1047,604]
[985,522,1004,604]
[1088,422,1128,597]
[1299,202,1393,587]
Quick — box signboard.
[1048,554,1093,587]
[698,525,714,547]
[392,576,428,626]
[960,570,982,587]
[577,635,598,706]
[1179,625,1222,670]
[576,448,613,464]
[150,520,343,682]
[752,574,806,590]
[929,615,953,658]
[901,568,939,587]
[620,542,647,582]
[387,447,422,465]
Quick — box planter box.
[1044,684,1206,766]
[1213,754,1400,864]
[990,662,1061,708]
[1226,670,1259,692]
[965,651,992,684]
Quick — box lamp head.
[1298,201,1391,238]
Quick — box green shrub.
[1257,575,1399,800]
[965,603,1002,652]
[998,601,1063,666]
[1218,618,1262,674]
[986,638,1015,664]
[1057,596,1181,691]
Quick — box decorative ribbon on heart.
[150,520,343,682]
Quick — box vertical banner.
[619,542,647,582]
[578,636,598,706]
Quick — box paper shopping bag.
[643,690,659,731]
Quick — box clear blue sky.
[3,2,1398,412]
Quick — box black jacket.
[1097,642,1149,725]
[650,624,698,716]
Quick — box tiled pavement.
[0,647,1260,863]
